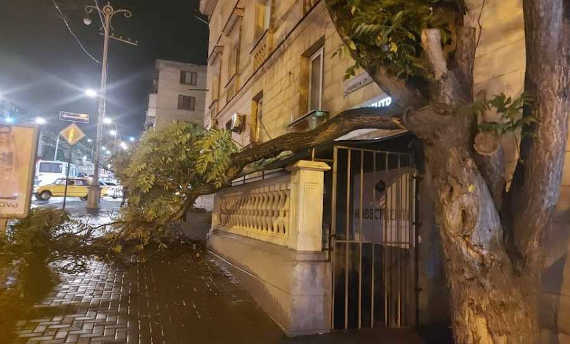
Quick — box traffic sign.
[59,111,90,124]
[60,123,86,146]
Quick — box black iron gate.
[331,145,418,330]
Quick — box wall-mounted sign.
[343,72,373,96]
[0,125,38,218]
[59,111,90,124]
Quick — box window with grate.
[177,95,196,111]
[180,71,198,85]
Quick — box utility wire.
[51,0,101,64]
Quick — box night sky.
[0,0,209,139]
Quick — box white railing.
[214,175,291,246]
[213,161,331,251]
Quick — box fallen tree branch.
[180,107,405,215]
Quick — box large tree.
[321,0,568,342]
[119,0,567,341]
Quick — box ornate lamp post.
[84,2,133,210]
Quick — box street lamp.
[85,89,98,98]
[4,116,14,124]
[35,117,47,125]
[84,2,133,210]
[103,117,112,125]
[109,129,117,136]
[128,136,135,142]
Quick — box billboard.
[0,125,39,218]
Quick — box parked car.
[35,178,109,201]
[101,180,123,199]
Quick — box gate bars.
[330,145,418,330]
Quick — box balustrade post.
[287,160,331,251]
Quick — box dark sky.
[0,0,209,139]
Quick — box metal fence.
[330,145,418,330]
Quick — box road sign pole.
[62,146,73,211]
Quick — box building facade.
[201,0,569,340]
[201,0,394,148]
[145,59,207,129]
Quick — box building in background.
[145,59,207,129]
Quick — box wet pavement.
[2,201,425,344]
[4,251,424,344]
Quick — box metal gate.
[330,145,418,330]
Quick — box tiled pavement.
[9,250,284,344]
[14,260,134,344]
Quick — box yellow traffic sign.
[60,123,86,146]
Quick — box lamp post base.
[86,186,101,209]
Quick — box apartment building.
[145,59,207,129]
[200,0,569,340]
[201,0,394,147]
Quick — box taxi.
[35,178,109,201]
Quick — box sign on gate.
[0,125,39,218]
[352,168,415,247]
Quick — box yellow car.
[35,178,109,201]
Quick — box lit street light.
[4,116,14,124]
[84,89,98,98]
[129,136,135,142]
[35,117,47,125]
[103,117,113,125]
[109,129,117,136]
[120,141,128,150]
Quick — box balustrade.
[213,161,330,251]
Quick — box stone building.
[200,0,569,340]
[145,59,207,129]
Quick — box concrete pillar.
[287,160,331,251]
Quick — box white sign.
[0,125,39,218]
[352,168,415,247]
[343,72,373,96]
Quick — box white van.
[34,160,78,187]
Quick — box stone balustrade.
[213,160,331,251]
[214,175,291,247]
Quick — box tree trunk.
[427,145,538,343]
[406,106,539,343]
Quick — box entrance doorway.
[331,145,418,330]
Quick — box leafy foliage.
[472,93,536,136]
[112,122,237,245]
[327,0,464,80]
[0,208,96,273]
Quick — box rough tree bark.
[319,0,569,342]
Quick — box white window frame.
[308,47,324,112]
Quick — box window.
[39,162,63,173]
[178,95,196,111]
[180,71,198,85]
[251,93,263,143]
[55,179,66,185]
[254,0,272,40]
[227,40,240,78]
[308,47,324,112]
